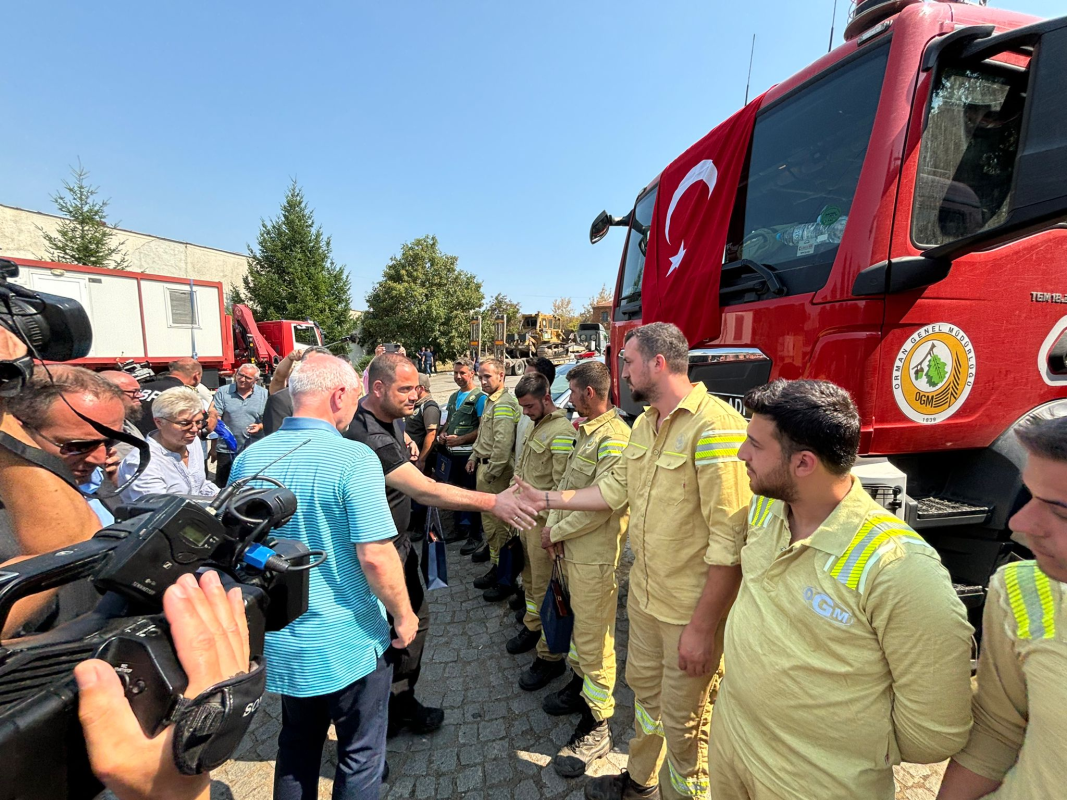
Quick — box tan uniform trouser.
[707,715,779,800]
[626,599,723,800]
[475,464,512,564]
[562,560,618,721]
[519,519,562,661]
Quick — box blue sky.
[2,1,1059,312]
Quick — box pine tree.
[237,180,353,345]
[361,236,484,361]
[39,161,130,269]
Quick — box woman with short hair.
[117,386,218,501]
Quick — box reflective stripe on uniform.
[748,495,775,528]
[493,405,518,419]
[582,675,612,710]
[598,438,627,459]
[551,436,575,453]
[694,429,746,466]
[634,699,664,736]
[526,597,539,614]
[828,514,932,591]
[1004,562,1057,640]
[667,756,710,798]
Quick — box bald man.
[135,358,203,435]
[99,370,147,461]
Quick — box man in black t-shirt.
[135,357,202,435]
[346,353,539,737]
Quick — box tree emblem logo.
[892,324,976,425]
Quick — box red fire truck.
[6,258,323,386]
[591,0,1067,610]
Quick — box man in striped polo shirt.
[230,355,417,800]
[710,379,972,800]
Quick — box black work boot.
[543,672,586,715]
[460,534,482,555]
[473,564,498,589]
[387,692,445,737]
[471,542,490,562]
[508,588,526,611]
[483,583,515,602]
[506,626,540,654]
[554,706,613,778]
[584,771,660,800]
[519,656,566,691]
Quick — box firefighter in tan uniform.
[711,379,973,800]
[469,358,520,595]
[538,360,631,779]
[517,323,750,800]
[505,372,577,690]
[938,415,1067,800]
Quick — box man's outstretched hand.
[491,482,541,529]
[75,570,252,800]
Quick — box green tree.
[482,292,522,335]
[361,235,483,361]
[580,283,614,322]
[234,180,353,345]
[39,161,130,269]
[551,297,580,332]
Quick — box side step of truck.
[913,496,992,529]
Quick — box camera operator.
[74,570,253,800]
[0,364,127,634]
[135,357,204,435]
[117,386,218,502]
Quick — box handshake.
[490,477,552,530]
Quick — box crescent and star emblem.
[664,159,717,275]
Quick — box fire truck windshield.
[725,44,890,292]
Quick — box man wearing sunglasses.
[0,365,127,633]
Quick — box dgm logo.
[803,587,854,627]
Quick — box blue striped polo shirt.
[230,416,397,697]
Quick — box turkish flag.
[642,96,763,346]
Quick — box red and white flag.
[642,96,763,346]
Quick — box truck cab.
[596,0,1067,604]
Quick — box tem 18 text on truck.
[592,0,1067,616]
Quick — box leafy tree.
[361,235,483,361]
[580,283,614,322]
[551,297,579,332]
[482,292,522,335]
[234,180,353,345]
[39,161,130,269]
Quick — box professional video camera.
[0,257,93,395]
[0,476,317,800]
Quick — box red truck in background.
[591,0,1067,614]
[6,257,323,386]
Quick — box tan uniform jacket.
[471,387,519,482]
[952,561,1067,798]
[547,408,631,567]
[714,482,974,799]
[515,408,576,526]
[597,383,750,625]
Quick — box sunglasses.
[162,416,206,431]
[26,427,118,457]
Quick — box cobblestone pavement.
[211,528,947,799]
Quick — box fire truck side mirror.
[926,15,1067,263]
[589,209,633,245]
